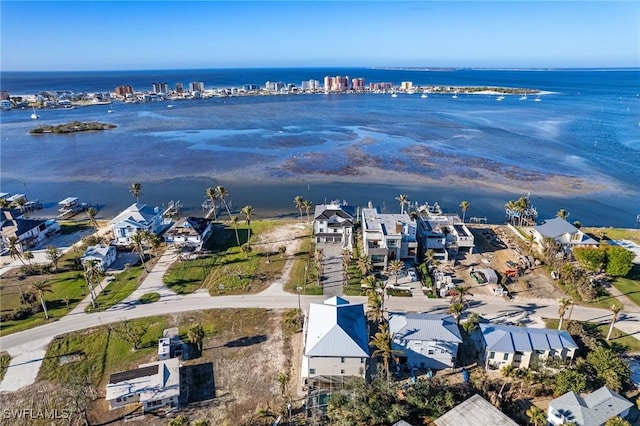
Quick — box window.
[489,352,495,359]
[341,357,345,363]
[360,358,365,364]
[503,353,509,361]
[309,368,316,374]
[428,349,434,355]
[340,369,345,374]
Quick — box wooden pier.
[163,200,183,217]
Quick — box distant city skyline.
[1,1,639,72]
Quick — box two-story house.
[81,245,116,272]
[0,209,60,252]
[361,207,418,270]
[547,386,633,426]
[110,203,165,245]
[163,217,213,251]
[479,323,577,370]
[388,312,462,370]
[301,296,369,388]
[532,217,598,252]
[313,203,355,249]
[415,205,475,262]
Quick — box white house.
[164,217,213,251]
[106,358,180,412]
[547,386,633,426]
[301,296,369,387]
[388,312,462,370]
[313,203,355,248]
[532,217,598,250]
[110,203,164,245]
[81,245,116,272]
[415,203,475,262]
[0,209,60,252]
[480,323,578,370]
[361,207,418,270]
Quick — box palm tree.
[356,255,373,277]
[558,297,572,330]
[450,285,472,305]
[556,209,570,220]
[129,182,143,203]
[205,187,218,222]
[387,259,404,286]
[525,405,546,426]
[294,195,305,221]
[85,207,99,229]
[370,323,402,381]
[241,205,253,243]
[315,248,325,285]
[7,236,26,266]
[130,232,148,272]
[448,301,465,325]
[606,305,622,341]
[459,200,470,223]
[396,194,410,214]
[83,259,100,308]
[31,281,53,319]
[214,185,232,221]
[187,323,205,353]
[303,199,313,223]
[230,216,241,246]
[23,250,34,272]
[366,292,384,323]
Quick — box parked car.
[408,269,418,281]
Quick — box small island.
[29,121,117,134]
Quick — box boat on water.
[452,93,458,99]
[534,96,541,102]
[496,95,505,101]
[57,197,88,220]
[421,92,428,99]
[30,107,39,119]
[391,90,398,98]
[167,99,175,108]
[519,94,528,101]
[107,102,115,113]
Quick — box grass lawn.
[544,318,640,353]
[59,220,93,235]
[0,352,10,383]
[164,255,218,294]
[284,232,322,295]
[612,264,640,307]
[139,292,160,304]
[88,265,145,312]
[583,227,640,244]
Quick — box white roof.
[106,358,180,403]
[58,197,78,206]
[110,203,160,227]
[389,312,462,344]
[305,297,369,358]
[435,394,518,426]
[81,245,113,260]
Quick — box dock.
[201,200,219,219]
[57,197,88,220]
[163,200,183,217]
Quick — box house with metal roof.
[106,358,180,412]
[435,394,519,426]
[81,244,116,272]
[313,203,355,248]
[388,312,462,370]
[479,323,577,370]
[301,296,369,387]
[110,203,165,245]
[0,209,60,252]
[547,386,633,426]
[532,217,598,250]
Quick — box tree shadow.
[223,334,268,348]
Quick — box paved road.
[1,252,639,392]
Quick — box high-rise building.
[152,82,169,94]
[352,78,365,91]
[175,82,184,94]
[189,81,204,92]
[115,85,134,97]
[401,81,413,91]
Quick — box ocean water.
[0,68,639,227]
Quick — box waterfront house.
[81,245,116,272]
[415,202,475,262]
[547,386,633,426]
[0,209,60,252]
[110,203,164,245]
[479,323,577,370]
[361,207,418,270]
[435,394,519,426]
[532,217,598,251]
[388,312,462,370]
[301,296,369,388]
[313,203,355,248]
[163,217,213,251]
[106,358,180,412]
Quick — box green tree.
[525,405,546,426]
[113,320,146,350]
[450,285,472,304]
[130,232,148,272]
[45,245,62,273]
[241,205,253,242]
[169,415,190,426]
[83,259,100,308]
[85,207,99,229]
[586,346,631,392]
[293,195,305,220]
[459,200,470,223]
[356,255,373,277]
[23,250,34,272]
[605,417,631,426]
[129,182,142,203]
[462,312,481,334]
[7,236,26,267]
[277,372,290,396]
[214,185,232,221]
[303,199,313,223]
[396,193,410,214]
[387,259,404,286]
[573,247,606,271]
[554,368,587,395]
[448,301,465,325]
[370,323,402,381]
[556,209,570,220]
[604,246,635,277]
[205,186,218,222]
[187,323,205,353]
[278,245,287,259]
[558,297,573,330]
[31,280,53,319]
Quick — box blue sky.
[1,1,638,71]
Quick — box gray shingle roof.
[480,323,577,353]
[435,394,518,426]
[305,297,369,358]
[549,386,633,426]
[389,312,462,344]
